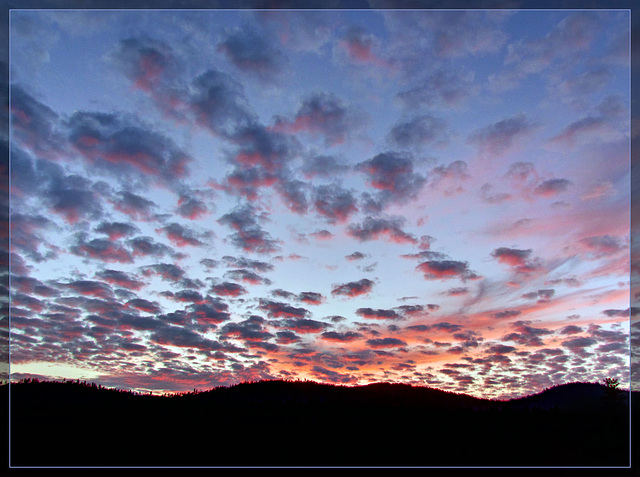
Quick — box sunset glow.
[8,8,631,400]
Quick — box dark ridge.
[4,378,636,467]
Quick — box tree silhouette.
[603,377,620,389]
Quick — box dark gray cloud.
[141,263,186,282]
[217,26,289,82]
[331,278,374,298]
[71,235,133,264]
[533,178,572,197]
[224,269,272,286]
[320,331,363,342]
[467,114,538,156]
[94,221,138,240]
[298,291,324,305]
[356,152,426,207]
[156,222,212,248]
[176,193,210,220]
[347,216,417,245]
[127,236,175,259]
[491,247,543,277]
[222,256,274,273]
[10,85,65,157]
[273,317,330,334]
[210,282,248,297]
[313,184,359,224]
[95,269,146,291]
[355,308,402,320]
[502,321,553,347]
[301,154,350,179]
[276,179,311,214]
[218,204,281,254]
[395,69,477,109]
[366,337,407,348]
[112,190,157,221]
[66,111,192,185]
[219,315,274,342]
[416,260,480,281]
[259,298,310,319]
[188,68,256,138]
[388,115,449,148]
[272,92,367,146]
[9,213,59,262]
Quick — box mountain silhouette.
[5,379,635,467]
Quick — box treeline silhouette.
[4,378,635,467]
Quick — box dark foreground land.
[4,379,636,467]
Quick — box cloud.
[156,222,212,248]
[416,260,480,281]
[395,69,477,109]
[127,236,175,258]
[320,331,363,342]
[313,184,359,224]
[219,316,274,342]
[533,178,572,198]
[486,344,517,355]
[479,183,512,204]
[218,166,279,201]
[491,310,522,320]
[347,216,417,245]
[224,269,272,286]
[491,247,543,278]
[228,123,299,175]
[309,229,334,241]
[67,111,191,185]
[356,152,426,206]
[94,221,138,240]
[276,179,311,214]
[298,292,325,305]
[430,160,470,195]
[218,204,281,254]
[388,115,450,149]
[502,321,553,347]
[71,235,133,264]
[112,190,157,220]
[356,308,403,320]
[521,289,555,302]
[151,324,224,349]
[366,337,407,348]
[188,68,256,138]
[176,193,210,220]
[109,35,181,96]
[558,325,583,335]
[467,114,537,157]
[210,282,248,297]
[578,235,627,258]
[490,12,601,91]
[126,298,162,314]
[217,26,289,82]
[141,263,185,282]
[273,318,330,334]
[272,92,367,146]
[10,85,65,157]
[561,336,597,357]
[331,278,374,298]
[338,25,390,68]
[259,299,310,319]
[64,280,115,300]
[301,154,350,179]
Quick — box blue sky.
[7,8,632,399]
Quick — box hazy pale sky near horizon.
[8,8,632,399]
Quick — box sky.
[6,7,633,400]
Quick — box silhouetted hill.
[5,379,635,467]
